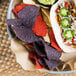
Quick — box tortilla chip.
[18,6,39,28]
[12,25,41,43]
[29,52,44,69]
[7,19,41,43]
[7,19,23,27]
[33,38,62,60]
[49,30,62,51]
[44,58,61,70]
[43,42,62,61]
[32,15,47,37]
[43,32,50,43]
[33,39,46,57]
[23,0,35,5]
[41,8,51,28]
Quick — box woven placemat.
[1,0,76,76]
[0,0,28,76]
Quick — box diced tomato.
[56,8,60,13]
[64,39,72,46]
[64,39,68,42]
[65,42,72,46]
[64,2,70,9]
[72,37,75,45]
[69,25,72,28]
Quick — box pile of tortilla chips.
[7,3,63,70]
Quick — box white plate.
[50,0,76,52]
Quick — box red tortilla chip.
[24,44,34,48]
[44,58,61,70]
[49,30,62,51]
[32,15,47,37]
[29,52,44,69]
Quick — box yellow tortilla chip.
[41,8,51,28]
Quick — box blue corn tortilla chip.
[7,19,23,38]
[7,19,23,27]
[7,18,42,43]
[44,42,62,61]
[11,24,41,43]
[33,39,62,61]
[33,39,62,70]
[44,58,61,70]
[33,40,46,57]
[18,6,39,28]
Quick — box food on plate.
[55,0,76,48]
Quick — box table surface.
[0,0,76,76]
